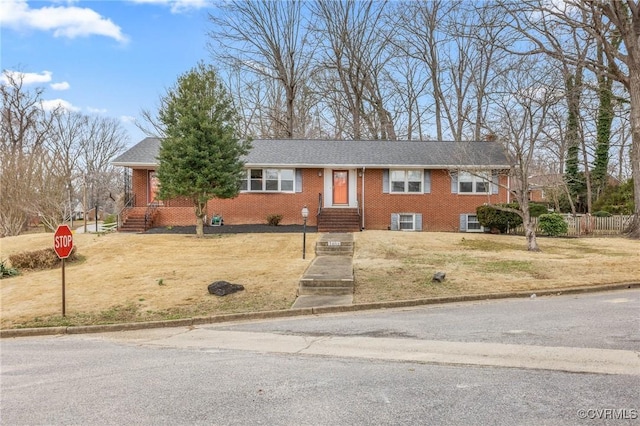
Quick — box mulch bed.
[145,224,318,234]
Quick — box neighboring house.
[112,138,511,232]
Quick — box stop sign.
[54,225,73,259]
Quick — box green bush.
[529,203,549,217]
[1,259,19,278]
[476,205,522,233]
[538,213,568,236]
[266,214,283,226]
[593,210,612,217]
[476,202,550,233]
[593,179,634,215]
[9,247,78,270]
[104,214,117,225]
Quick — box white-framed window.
[458,171,490,194]
[391,169,423,193]
[460,213,484,232]
[241,168,295,192]
[391,213,423,231]
[399,214,417,230]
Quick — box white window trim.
[398,213,418,231]
[458,171,491,195]
[390,169,423,194]
[465,214,484,232]
[241,168,295,193]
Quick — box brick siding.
[129,168,509,231]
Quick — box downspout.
[361,167,365,230]
[507,173,511,203]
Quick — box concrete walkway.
[291,233,355,309]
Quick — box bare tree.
[392,1,508,141]
[208,0,313,138]
[0,71,53,236]
[311,0,396,140]
[81,115,128,215]
[485,58,561,251]
[501,0,640,238]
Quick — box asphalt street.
[2,289,639,425]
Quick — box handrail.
[117,193,136,229]
[144,200,160,230]
[317,192,322,216]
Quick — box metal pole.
[302,218,307,259]
[61,258,66,317]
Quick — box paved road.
[2,290,639,425]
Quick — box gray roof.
[112,137,161,167]
[113,137,509,169]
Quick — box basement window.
[390,213,423,231]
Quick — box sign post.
[54,225,73,317]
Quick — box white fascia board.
[112,162,159,168]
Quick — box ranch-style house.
[112,138,512,233]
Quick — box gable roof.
[112,137,509,169]
[112,137,161,168]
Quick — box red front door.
[333,170,348,205]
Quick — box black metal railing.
[117,193,136,229]
[317,192,323,216]
[144,200,160,230]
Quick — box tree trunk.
[194,201,206,238]
[520,197,540,252]
[626,66,640,238]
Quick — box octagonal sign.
[54,225,73,259]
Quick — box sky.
[1,0,215,147]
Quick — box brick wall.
[130,167,509,231]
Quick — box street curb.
[1,282,638,339]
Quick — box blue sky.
[1,0,214,147]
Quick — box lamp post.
[301,206,309,259]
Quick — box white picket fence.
[515,215,633,236]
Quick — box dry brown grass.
[1,229,638,329]
[353,231,640,303]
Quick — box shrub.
[476,205,522,233]
[266,214,283,226]
[529,203,549,217]
[9,247,78,270]
[593,179,634,215]
[104,214,117,225]
[593,210,612,217]
[1,260,19,278]
[538,213,568,236]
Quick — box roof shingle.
[112,138,509,169]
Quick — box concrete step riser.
[300,279,354,288]
[316,250,353,257]
[298,287,354,296]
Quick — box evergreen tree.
[156,63,250,237]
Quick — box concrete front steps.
[297,233,354,297]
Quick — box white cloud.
[50,81,70,90]
[40,98,80,112]
[0,70,53,85]
[0,0,129,43]
[120,115,136,124]
[87,107,107,114]
[128,0,209,14]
